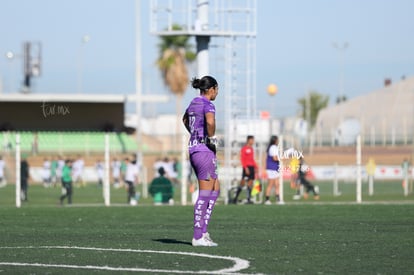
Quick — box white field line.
[0,246,253,275]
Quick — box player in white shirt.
[56,156,65,184]
[124,157,139,205]
[111,157,122,188]
[153,158,163,177]
[72,155,85,187]
[95,159,104,187]
[42,158,51,188]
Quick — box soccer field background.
[0,185,413,274]
[0,179,412,207]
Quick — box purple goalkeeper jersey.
[185,96,216,154]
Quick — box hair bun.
[191,75,218,93]
[191,78,201,89]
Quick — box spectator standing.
[149,167,174,205]
[20,156,30,202]
[60,159,73,205]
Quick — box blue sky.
[1,0,413,118]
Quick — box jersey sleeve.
[269,145,279,158]
[240,147,247,168]
[204,102,216,114]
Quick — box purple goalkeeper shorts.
[190,151,217,181]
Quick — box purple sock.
[202,190,220,234]
[193,190,210,240]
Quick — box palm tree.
[297,91,330,129]
[157,24,196,150]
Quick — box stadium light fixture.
[5,51,15,59]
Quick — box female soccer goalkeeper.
[183,75,220,247]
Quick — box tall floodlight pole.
[196,0,210,77]
[5,51,16,93]
[333,42,348,124]
[77,35,90,94]
[134,0,145,201]
[15,134,21,208]
[135,0,143,167]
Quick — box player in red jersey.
[232,135,258,204]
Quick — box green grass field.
[0,179,412,206]
[0,183,413,274]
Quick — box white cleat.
[192,233,218,247]
[192,237,213,247]
[203,233,218,246]
[264,200,272,205]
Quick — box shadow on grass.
[152,238,192,246]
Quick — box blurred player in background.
[124,157,139,205]
[56,155,65,186]
[20,155,30,201]
[60,159,73,205]
[72,155,85,187]
[233,135,258,204]
[264,135,280,205]
[112,157,122,188]
[50,156,58,187]
[95,159,104,187]
[290,157,301,200]
[298,157,319,200]
[183,75,220,247]
[42,157,51,188]
[149,167,174,205]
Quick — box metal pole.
[278,135,284,205]
[196,0,210,77]
[181,134,188,205]
[104,133,110,206]
[77,35,90,94]
[135,0,142,146]
[15,133,21,208]
[403,160,409,197]
[135,0,143,181]
[306,88,311,147]
[356,135,362,203]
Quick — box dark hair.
[158,167,166,176]
[266,135,278,152]
[191,76,218,94]
[247,135,254,141]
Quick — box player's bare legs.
[265,178,280,204]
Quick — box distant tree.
[157,24,196,96]
[336,95,347,104]
[298,91,329,129]
[156,24,196,148]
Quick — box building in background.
[315,76,414,146]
